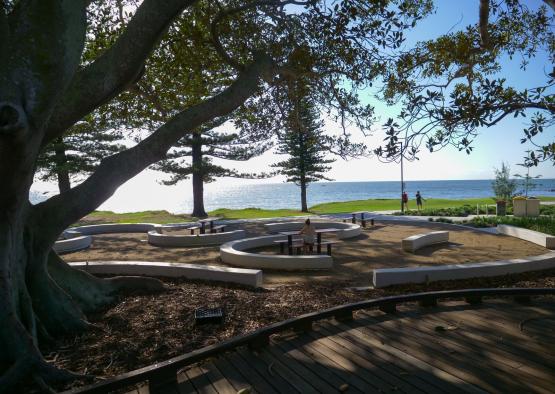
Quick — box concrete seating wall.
[264,221,361,239]
[153,223,198,234]
[69,261,263,287]
[148,229,246,247]
[54,235,93,254]
[373,252,555,288]
[220,235,333,270]
[55,223,160,254]
[64,223,158,237]
[402,231,449,253]
[497,224,555,249]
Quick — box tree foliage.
[491,162,517,201]
[0,1,435,391]
[376,0,555,165]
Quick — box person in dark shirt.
[416,191,425,211]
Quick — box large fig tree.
[0,0,430,391]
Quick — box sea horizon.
[30,178,555,214]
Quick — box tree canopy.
[1,1,435,391]
[376,0,555,165]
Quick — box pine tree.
[154,117,271,217]
[36,116,124,193]
[272,91,335,212]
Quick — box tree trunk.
[54,137,71,193]
[300,177,308,212]
[191,132,207,218]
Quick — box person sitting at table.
[299,218,316,254]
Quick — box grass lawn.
[77,210,193,225]
[209,207,306,219]
[310,198,498,214]
[80,196,555,223]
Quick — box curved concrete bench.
[54,235,93,254]
[402,231,449,253]
[264,221,361,239]
[69,261,262,287]
[497,225,555,249]
[373,252,555,288]
[55,223,159,253]
[148,229,246,247]
[65,223,157,236]
[220,235,333,270]
[152,223,198,234]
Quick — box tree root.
[48,251,167,313]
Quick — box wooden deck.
[127,298,555,394]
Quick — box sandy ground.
[63,220,548,286]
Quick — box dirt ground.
[63,220,548,286]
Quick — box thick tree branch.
[32,53,278,243]
[479,0,490,49]
[43,0,198,146]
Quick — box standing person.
[402,191,409,212]
[299,218,316,254]
[416,191,425,211]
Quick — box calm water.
[30,179,555,213]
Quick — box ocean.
[29,179,555,214]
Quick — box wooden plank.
[211,357,256,394]
[356,311,553,394]
[324,320,480,394]
[200,362,238,394]
[223,352,280,394]
[302,330,400,392]
[184,366,217,394]
[413,302,555,366]
[397,306,555,382]
[254,347,323,393]
[265,339,343,393]
[306,326,427,394]
[316,323,448,394]
[286,334,378,393]
[233,349,291,394]
[272,335,364,394]
[176,368,198,394]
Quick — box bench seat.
[402,231,449,253]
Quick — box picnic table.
[197,217,222,234]
[278,228,340,255]
[351,211,374,227]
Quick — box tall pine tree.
[272,89,335,212]
[154,117,271,217]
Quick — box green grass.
[309,198,497,214]
[78,210,192,225]
[80,196,555,223]
[209,207,306,219]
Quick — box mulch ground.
[46,268,555,393]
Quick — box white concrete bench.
[220,235,333,270]
[264,221,361,239]
[69,261,262,287]
[54,235,93,254]
[373,252,555,288]
[497,225,555,249]
[66,223,157,236]
[55,223,159,253]
[147,229,246,247]
[402,231,449,253]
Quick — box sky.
[31,0,555,203]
